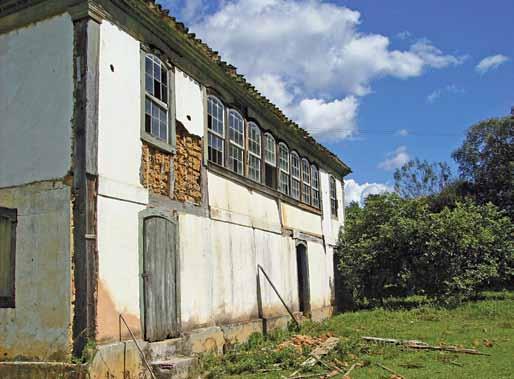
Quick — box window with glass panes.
[290,152,301,200]
[144,54,169,142]
[228,110,244,175]
[248,122,261,182]
[278,143,290,195]
[330,176,338,217]
[301,159,311,204]
[311,165,320,208]
[207,96,225,165]
[264,133,277,188]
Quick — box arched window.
[278,143,290,195]
[248,122,261,182]
[207,96,225,165]
[311,165,320,208]
[264,133,277,188]
[144,54,169,142]
[330,176,338,217]
[301,158,311,204]
[290,152,301,200]
[228,110,244,175]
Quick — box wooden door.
[296,243,311,315]
[143,216,179,341]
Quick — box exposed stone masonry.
[141,123,202,204]
[174,123,202,204]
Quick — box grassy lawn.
[199,292,514,378]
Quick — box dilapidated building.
[0,0,351,377]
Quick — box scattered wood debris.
[277,334,335,352]
[287,337,341,378]
[362,336,490,356]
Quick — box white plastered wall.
[96,20,149,341]
[0,14,73,188]
[175,68,204,136]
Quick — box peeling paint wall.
[96,20,148,343]
[281,203,322,236]
[175,68,204,137]
[0,181,72,361]
[0,14,73,188]
[141,142,172,196]
[179,213,299,329]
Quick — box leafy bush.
[337,194,513,305]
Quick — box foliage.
[337,194,513,305]
[394,159,453,198]
[200,292,514,378]
[452,117,514,218]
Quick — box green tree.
[452,117,514,218]
[394,159,453,198]
[337,194,513,306]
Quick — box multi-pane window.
[0,207,16,308]
[311,165,320,209]
[207,96,225,165]
[290,152,301,200]
[330,176,338,217]
[144,54,169,142]
[278,143,290,195]
[228,110,244,175]
[248,122,261,182]
[301,159,311,204]
[264,133,277,188]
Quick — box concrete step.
[151,356,198,379]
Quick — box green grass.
[200,291,514,378]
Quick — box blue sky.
[159,0,513,203]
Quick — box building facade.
[0,0,350,375]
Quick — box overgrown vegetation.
[338,195,513,306]
[200,292,514,378]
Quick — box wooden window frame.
[227,109,245,176]
[290,151,301,200]
[0,207,16,308]
[278,142,290,195]
[207,95,226,167]
[247,122,262,183]
[330,176,338,219]
[301,158,311,205]
[311,165,321,209]
[140,49,176,154]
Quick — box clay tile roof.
[141,0,351,175]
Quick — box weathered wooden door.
[296,243,311,315]
[143,216,179,342]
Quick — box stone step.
[151,356,198,379]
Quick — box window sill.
[141,132,175,154]
[208,163,323,216]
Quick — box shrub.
[337,194,513,306]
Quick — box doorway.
[296,242,311,315]
[143,215,180,341]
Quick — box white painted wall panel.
[208,172,281,233]
[307,241,330,309]
[0,15,73,187]
[97,20,147,203]
[281,203,323,236]
[175,68,204,136]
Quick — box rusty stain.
[96,280,141,343]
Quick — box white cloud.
[396,31,412,40]
[344,179,392,206]
[475,54,509,75]
[190,0,466,140]
[293,96,359,140]
[378,146,410,171]
[396,129,409,137]
[426,84,464,103]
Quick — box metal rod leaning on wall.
[257,264,300,328]
[119,314,157,379]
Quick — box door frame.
[138,208,181,340]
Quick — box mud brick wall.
[174,123,202,204]
[141,142,172,196]
[141,123,202,204]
